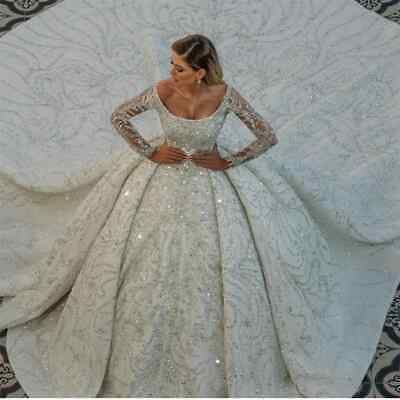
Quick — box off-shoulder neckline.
[154,83,229,122]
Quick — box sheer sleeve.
[224,86,278,168]
[110,86,159,159]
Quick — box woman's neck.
[173,81,208,100]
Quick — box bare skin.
[149,50,232,171]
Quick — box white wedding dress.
[1,0,400,397]
[0,81,399,398]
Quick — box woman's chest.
[158,107,227,151]
[164,95,219,120]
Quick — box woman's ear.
[199,68,207,81]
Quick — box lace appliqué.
[224,87,278,168]
[111,87,159,159]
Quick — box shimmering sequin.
[3,77,396,399]
[110,87,159,158]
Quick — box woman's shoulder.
[155,79,229,105]
[155,79,174,102]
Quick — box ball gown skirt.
[0,83,398,397]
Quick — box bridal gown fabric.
[0,83,398,398]
[1,0,400,397]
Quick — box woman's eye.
[170,61,183,72]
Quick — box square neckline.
[154,83,229,122]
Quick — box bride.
[0,33,398,398]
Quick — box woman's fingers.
[192,156,227,170]
[192,158,215,167]
[159,145,224,165]
[168,147,185,154]
[168,153,187,162]
[192,154,215,162]
[168,147,189,159]
[191,151,206,158]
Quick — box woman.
[111,35,277,169]
[0,33,398,398]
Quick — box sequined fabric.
[1,81,399,398]
[223,86,278,167]
[110,84,278,167]
[111,87,159,158]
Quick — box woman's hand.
[149,143,189,164]
[189,146,232,171]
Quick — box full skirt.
[0,148,398,397]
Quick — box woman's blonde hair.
[171,34,224,86]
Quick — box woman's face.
[169,50,204,84]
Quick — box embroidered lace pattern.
[111,84,277,168]
[111,87,159,159]
[224,87,278,167]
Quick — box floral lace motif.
[110,87,159,159]
[224,87,278,167]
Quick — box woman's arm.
[224,86,278,168]
[110,86,158,158]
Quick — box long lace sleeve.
[224,86,278,168]
[110,86,158,159]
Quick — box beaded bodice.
[153,85,230,154]
[111,83,278,167]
